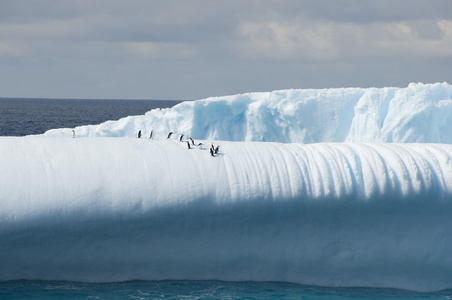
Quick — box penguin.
[210,143,215,152]
[197,142,203,150]
[149,130,154,139]
[187,141,191,149]
[72,130,75,138]
[167,132,173,139]
[138,130,142,138]
[214,145,220,154]
[179,133,184,142]
[210,147,214,157]
[189,138,195,146]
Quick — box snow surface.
[44,82,452,144]
[1,136,452,291]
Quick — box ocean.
[0,98,182,136]
[2,280,451,300]
[0,98,451,300]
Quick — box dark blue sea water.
[1,98,451,299]
[0,98,182,136]
[1,280,451,300]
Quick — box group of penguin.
[137,130,220,157]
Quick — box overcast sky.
[1,0,451,100]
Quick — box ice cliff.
[44,82,452,144]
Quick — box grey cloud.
[286,0,452,24]
[0,0,451,100]
[0,1,238,44]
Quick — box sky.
[0,0,451,100]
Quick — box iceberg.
[1,136,452,292]
[43,82,452,144]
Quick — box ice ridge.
[43,82,452,144]
[1,137,452,291]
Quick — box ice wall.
[1,136,452,291]
[44,82,452,144]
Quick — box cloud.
[438,20,452,37]
[0,41,31,58]
[0,0,451,99]
[296,0,452,24]
[232,18,452,62]
[233,21,338,61]
[345,20,452,59]
[125,42,198,59]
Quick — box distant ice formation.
[1,137,452,291]
[44,82,452,144]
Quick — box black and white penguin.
[210,143,215,152]
[197,142,203,150]
[189,138,195,146]
[179,133,184,142]
[138,130,142,138]
[149,130,154,139]
[210,147,214,157]
[187,141,191,149]
[214,145,220,154]
[72,130,75,138]
[167,132,173,139]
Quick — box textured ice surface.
[1,137,451,291]
[44,82,452,144]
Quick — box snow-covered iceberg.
[44,82,452,144]
[1,136,452,291]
